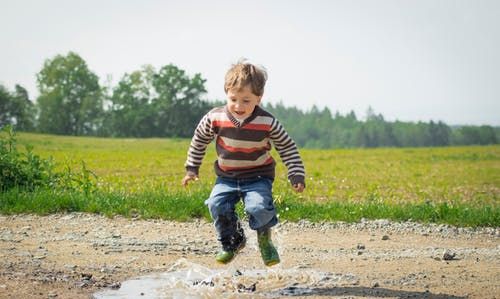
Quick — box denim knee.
[207,200,232,218]
[244,203,270,217]
[245,202,276,227]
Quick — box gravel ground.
[0,213,498,299]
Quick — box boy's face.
[226,86,262,119]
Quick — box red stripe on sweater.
[217,138,270,153]
[218,156,275,171]
[212,120,235,128]
[242,123,271,131]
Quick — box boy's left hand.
[182,174,199,187]
[292,183,305,193]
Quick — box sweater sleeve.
[184,112,214,175]
[269,118,306,186]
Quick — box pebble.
[81,273,93,280]
[443,250,457,261]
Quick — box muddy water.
[93,259,356,299]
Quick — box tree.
[36,52,103,135]
[0,84,35,131]
[151,64,209,137]
[105,65,157,137]
[453,125,497,145]
[0,85,11,127]
[427,121,451,146]
[105,64,210,137]
[11,85,36,131]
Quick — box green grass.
[1,132,499,227]
[1,188,497,227]
[277,198,498,227]
[0,188,210,220]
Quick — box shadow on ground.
[277,286,466,298]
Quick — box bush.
[0,125,55,190]
[0,125,97,193]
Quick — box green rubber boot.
[257,229,280,266]
[215,227,246,264]
[215,249,235,264]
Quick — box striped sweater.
[185,105,306,186]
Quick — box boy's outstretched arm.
[269,119,306,191]
[182,113,214,187]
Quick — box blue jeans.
[205,176,278,242]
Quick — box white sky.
[1,0,499,125]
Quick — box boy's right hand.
[182,174,199,187]
[292,183,305,193]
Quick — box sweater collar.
[224,105,261,127]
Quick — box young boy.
[182,60,305,266]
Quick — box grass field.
[1,132,499,226]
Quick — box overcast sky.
[1,0,499,126]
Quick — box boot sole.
[216,257,234,264]
[215,238,246,264]
[264,259,280,267]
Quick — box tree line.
[1,52,498,148]
[264,104,498,148]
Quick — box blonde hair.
[224,59,267,96]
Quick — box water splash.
[93,259,354,299]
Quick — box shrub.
[0,125,97,193]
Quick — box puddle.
[93,259,358,299]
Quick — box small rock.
[81,273,93,280]
[65,264,77,270]
[357,244,366,250]
[48,292,57,298]
[237,282,257,293]
[443,250,456,261]
[372,282,380,288]
[77,281,89,288]
[193,280,214,287]
[382,235,390,240]
[375,219,390,227]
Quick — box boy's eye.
[243,100,250,103]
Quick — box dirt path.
[0,213,498,299]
